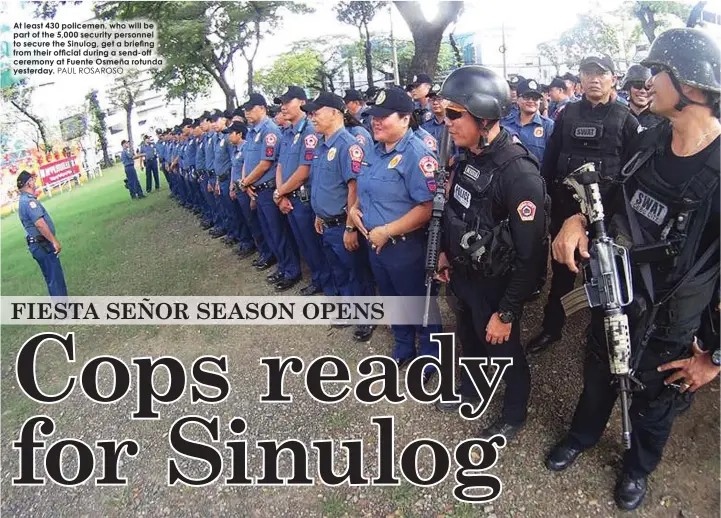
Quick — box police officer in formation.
[547,28,720,511]
[623,64,665,131]
[139,134,160,193]
[501,78,555,165]
[527,54,641,355]
[17,170,68,297]
[408,73,434,123]
[120,139,145,200]
[350,87,443,381]
[343,89,372,134]
[432,66,547,439]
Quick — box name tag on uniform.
[630,189,668,225]
[462,164,480,180]
[453,183,471,209]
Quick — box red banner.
[39,157,80,185]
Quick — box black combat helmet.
[641,28,720,93]
[439,65,512,120]
[622,64,652,90]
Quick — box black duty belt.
[26,235,48,244]
[217,173,229,182]
[253,179,276,192]
[208,169,216,177]
[320,214,346,227]
[367,227,425,244]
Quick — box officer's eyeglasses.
[519,95,541,102]
[628,81,649,91]
[649,66,670,77]
[445,106,467,120]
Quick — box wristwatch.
[344,226,356,233]
[497,310,514,324]
[712,348,721,367]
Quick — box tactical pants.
[367,235,441,364]
[449,271,531,426]
[123,165,144,199]
[255,189,301,280]
[236,191,273,262]
[319,225,373,298]
[566,312,693,478]
[200,177,215,223]
[287,196,337,295]
[541,218,577,334]
[30,244,68,297]
[218,177,240,238]
[145,159,160,192]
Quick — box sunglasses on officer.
[445,105,467,120]
[628,81,649,91]
[649,65,670,77]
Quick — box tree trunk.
[363,23,374,87]
[10,100,49,150]
[247,60,254,94]
[637,6,657,44]
[394,1,463,80]
[101,141,111,167]
[348,55,355,89]
[183,92,187,119]
[201,62,236,111]
[125,107,133,152]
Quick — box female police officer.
[349,87,443,382]
[432,66,547,441]
[548,28,720,510]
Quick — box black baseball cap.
[242,93,268,110]
[507,74,526,89]
[343,89,363,102]
[562,72,581,83]
[181,117,193,127]
[274,86,308,105]
[222,120,248,137]
[17,170,33,189]
[366,88,415,117]
[231,107,245,118]
[549,77,567,89]
[410,73,432,86]
[365,86,380,104]
[301,91,347,113]
[517,78,542,98]
[579,55,615,74]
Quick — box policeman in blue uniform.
[183,120,200,213]
[507,74,525,117]
[17,171,68,297]
[226,120,261,260]
[421,90,446,143]
[120,139,145,199]
[303,92,375,341]
[501,78,555,165]
[547,77,573,120]
[193,113,213,229]
[274,86,336,296]
[344,89,372,135]
[240,93,301,289]
[409,73,434,122]
[212,110,240,245]
[205,110,227,238]
[139,134,160,193]
[349,87,443,375]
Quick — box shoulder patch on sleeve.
[265,133,278,146]
[354,133,366,146]
[517,200,536,221]
[304,134,318,148]
[349,144,364,174]
[419,156,438,178]
[423,135,437,151]
[29,201,37,209]
[424,112,432,122]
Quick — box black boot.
[614,473,647,511]
[545,439,583,471]
[526,331,561,354]
[353,325,374,342]
[479,418,525,441]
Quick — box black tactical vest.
[444,133,547,276]
[612,123,720,343]
[556,100,631,190]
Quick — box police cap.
[222,120,248,138]
[181,117,193,127]
[274,86,308,105]
[549,77,567,90]
[365,86,380,104]
[301,91,347,113]
[366,88,415,117]
[562,72,580,84]
[580,55,615,74]
[410,73,432,86]
[507,74,525,90]
[517,78,542,98]
[641,28,720,93]
[343,89,364,102]
[439,65,512,120]
[17,170,33,189]
[242,93,268,110]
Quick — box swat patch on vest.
[462,164,480,180]
[573,126,599,139]
[630,189,668,225]
[453,183,471,208]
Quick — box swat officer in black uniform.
[527,55,640,354]
[622,64,665,131]
[433,66,548,440]
[547,28,720,510]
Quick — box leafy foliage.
[84,90,111,167]
[334,1,386,86]
[630,1,692,43]
[558,14,620,68]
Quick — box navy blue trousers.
[255,189,300,280]
[31,244,68,297]
[123,165,143,198]
[145,159,160,192]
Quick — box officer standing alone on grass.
[432,66,547,440]
[17,171,68,297]
[546,28,720,511]
[139,134,160,193]
[120,139,145,200]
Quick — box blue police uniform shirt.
[309,127,365,219]
[178,141,186,170]
[421,115,445,144]
[244,117,282,185]
[501,110,555,165]
[550,97,573,120]
[357,128,437,230]
[346,125,373,154]
[414,126,438,154]
[140,142,157,160]
[231,142,246,183]
[413,100,432,122]
[19,191,55,238]
[213,132,233,175]
[279,116,315,183]
[156,141,165,162]
[195,135,206,170]
[185,137,197,170]
[204,132,216,172]
[120,148,134,167]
